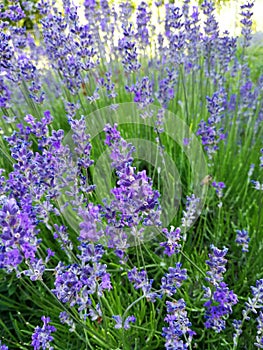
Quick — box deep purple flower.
[203,282,238,332]
[197,90,226,159]
[31,316,56,350]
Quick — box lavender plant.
[0,0,262,349]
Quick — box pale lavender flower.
[255,311,263,348]
[59,311,75,332]
[236,229,250,253]
[233,279,263,347]
[181,194,200,234]
[160,226,181,256]
[112,315,136,330]
[128,266,159,301]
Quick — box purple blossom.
[203,282,238,332]
[59,311,75,332]
[52,244,111,309]
[118,24,141,72]
[112,315,136,330]
[0,341,8,350]
[255,311,263,348]
[240,1,254,47]
[236,229,250,253]
[161,263,188,297]
[212,181,226,206]
[160,226,182,256]
[181,194,200,234]
[204,245,238,332]
[162,299,195,349]
[102,124,161,258]
[31,316,56,350]
[233,279,263,347]
[197,90,226,159]
[128,266,159,301]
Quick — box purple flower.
[196,90,226,159]
[160,226,182,256]
[260,149,263,168]
[59,312,75,332]
[31,316,56,350]
[252,180,263,191]
[233,279,263,347]
[204,245,238,333]
[255,311,263,348]
[102,124,161,258]
[112,315,136,330]
[212,181,226,206]
[128,266,159,301]
[181,194,200,234]
[236,229,250,253]
[162,299,195,349]
[0,341,8,350]
[161,263,188,297]
[240,1,254,47]
[203,282,238,332]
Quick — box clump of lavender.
[203,245,238,333]
[233,279,263,349]
[31,316,56,350]
[235,229,250,253]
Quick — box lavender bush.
[0,0,262,349]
